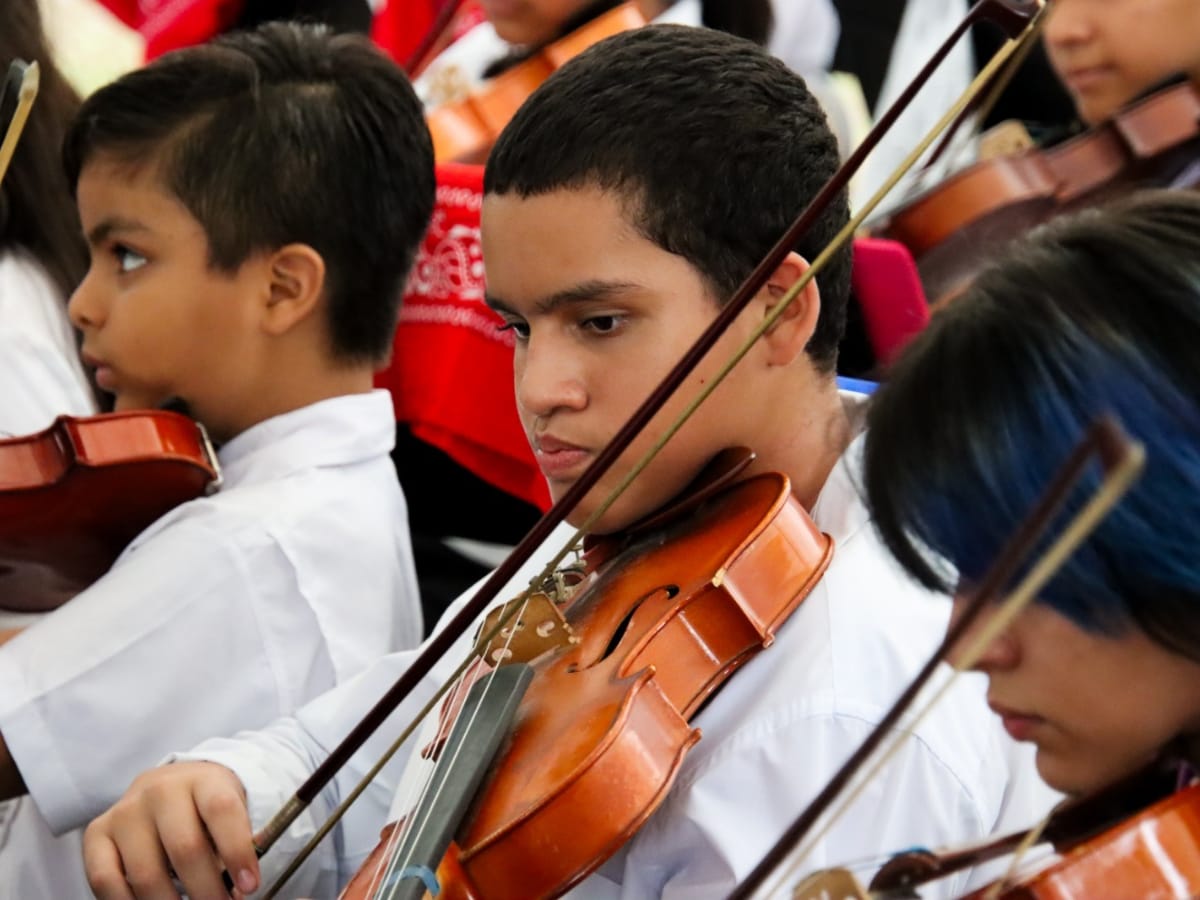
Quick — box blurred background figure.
[3,0,98,439]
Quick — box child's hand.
[84,761,259,900]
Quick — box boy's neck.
[209,358,376,444]
[746,372,853,512]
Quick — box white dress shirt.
[768,0,839,76]
[0,390,422,899]
[182,393,1056,899]
[852,0,976,216]
[0,248,96,439]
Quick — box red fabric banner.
[376,163,553,512]
[375,166,930,513]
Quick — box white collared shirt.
[0,249,96,439]
[0,389,422,898]
[183,393,1057,899]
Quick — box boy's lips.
[1060,64,1114,94]
[534,435,590,479]
[988,700,1045,742]
[81,352,117,391]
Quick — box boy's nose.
[946,595,1021,672]
[516,341,587,420]
[67,271,106,330]
[1044,0,1095,49]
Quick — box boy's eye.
[114,246,148,274]
[582,314,621,334]
[495,319,530,340]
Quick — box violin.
[336,449,834,899]
[963,784,1200,899]
[0,410,221,613]
[858,760,1200,899]
[872,80,1200,307]
[242,2,1046,893]
[426,2,646,165]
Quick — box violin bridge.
[474,590,578,666]
[790,868,872,900]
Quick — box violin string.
[261,596,532,898]
[364,665,479,900]
[367,7,1047,896]
[979,807,1051,900]
[352,657,483,900]
[383,23,1047,899]
[382,614,535,900]
[918,8,1048,183]
[254,3,1049,891]
[763,437,1146,896]
[525,8,1049,558]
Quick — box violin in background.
[426,2,646,164]
[870,80,1200,307]
[0,411,221,613]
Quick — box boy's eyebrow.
[85,216,150,246]
[486,279,642,315]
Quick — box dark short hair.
[863,190,1200,660]
[64,22,435,363]
[484,24,851,374]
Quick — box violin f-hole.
[593,586,679,667]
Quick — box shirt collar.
[215,389,395,488]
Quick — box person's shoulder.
[0,249,66,328]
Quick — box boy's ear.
[759,251,820,367]
[260,243,326,336]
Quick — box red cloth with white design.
[376,163,553,512]
[375,165,929,513]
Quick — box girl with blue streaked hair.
[862,189,1200,797]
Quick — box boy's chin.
[113,391,186,416]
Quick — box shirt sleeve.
[0,517,305,833]
[587,711,987,900]
[175,641,459,897]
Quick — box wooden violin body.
[426,2,646,164]
[874,81,1200,306]
[0,410,220,612]
[860,762,1200,900]
[340,462,833,899]
[963,784,1200,899]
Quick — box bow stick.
[0,59,39,186]
[247,1,1047,888]
[734,417,1146,899]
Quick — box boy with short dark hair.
[0,22,434,896]
[84,26,1054,900]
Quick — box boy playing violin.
[857,191,1200,893]
[864,191,1200,801]
[84,27,1054,899]
[416,0,781,113]
[1044,0,1200,130]
[0,23,432,896]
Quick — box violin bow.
[249,0,1048,891]
[732,418,1146,899]
[0,59,39,187]
[916,7,1050,181]
[403,0,469,80]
